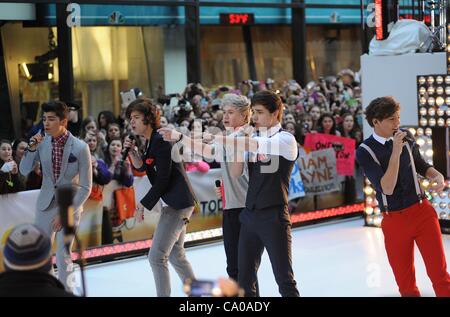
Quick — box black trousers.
[222,208,242,281]
[223,208,260,296]
[238,206,300,297]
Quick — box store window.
[251,25,293,84]
[306,25,362,81]
[200,25,249,88]
[72,26,165,117]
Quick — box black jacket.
[140,130,196,211]
[0,271,77,297]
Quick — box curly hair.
[125,98,161,130]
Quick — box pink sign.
[304,133,356,176]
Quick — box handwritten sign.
[304,133,356,176]
[298,148,339,194]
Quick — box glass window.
[72,26,165,117]
[252,25,293,83]
[200,26,249,87]
[306,25,362,81]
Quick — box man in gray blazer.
[20,101,92,293]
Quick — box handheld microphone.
[28,129,44,149]
[56,185,75,237]
[394,129,415,143]
[121,134,135,164]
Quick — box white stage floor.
[74,218,450,297]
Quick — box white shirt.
[372,130,393,145]
[251,123,298,161]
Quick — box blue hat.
[3,224,52,272]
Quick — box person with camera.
[19,101,92,292]
[0,139,25,194]
[124,98,197,297]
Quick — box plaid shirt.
[52,130,69,181]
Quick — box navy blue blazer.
[140,130,197,211]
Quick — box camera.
[183,279,222,297]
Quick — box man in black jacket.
[124,98,197,297]
[0,224,76,297]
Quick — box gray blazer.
[19,132,92,212]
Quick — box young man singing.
[356,96,450,297]
[20,101,92,293]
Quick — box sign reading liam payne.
[298,148,339,194]
[304,133,356,176]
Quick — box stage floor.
[73,218,450,297]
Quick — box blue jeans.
[148,205,195,297]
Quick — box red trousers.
[381,200,450,297]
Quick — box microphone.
[56,185,75,239]
[394,129,415,143]
[121,134,135,164]
[215,179,224,206]
[28,129,44,149]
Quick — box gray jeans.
[34,199,80,293]
[148,205,195,297]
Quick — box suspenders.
[360,142,423,213]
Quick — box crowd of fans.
[0,69,363,198]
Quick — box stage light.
[437,108,445,116]
[436,76,444,84]
[418,76,426,85]
[446,109,450,116]
[366,216,374,226]
[447,118,450,125]
[440,192,447,199]
[438,118,445,126]
[422,179,430,188]
[425,128,433,136]
[428,86,435,95]
[428,108,436,116]
[436,86,444,95]
[366,197,373,204]
[445,76,450,84]
[419,97,427,105]
[417,128,424,136]
[374,207,381,215]
[428,118,436,126]
[420,108,427,116]
[364,186,374,195]
[408,128,416,136]
[419,87,426,95]
[439,212,448,219]
[365,206,374,215]
[425,149,434,157]
[427,76,435,85]
[373,216,382,227]
[420,117,428,126]
[428,97,435,106]
[436,96,445,105]
[417,138,426,146]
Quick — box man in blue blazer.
[20,101,92,293]
[124,98,197,297]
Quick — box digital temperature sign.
[220,13,255,26]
